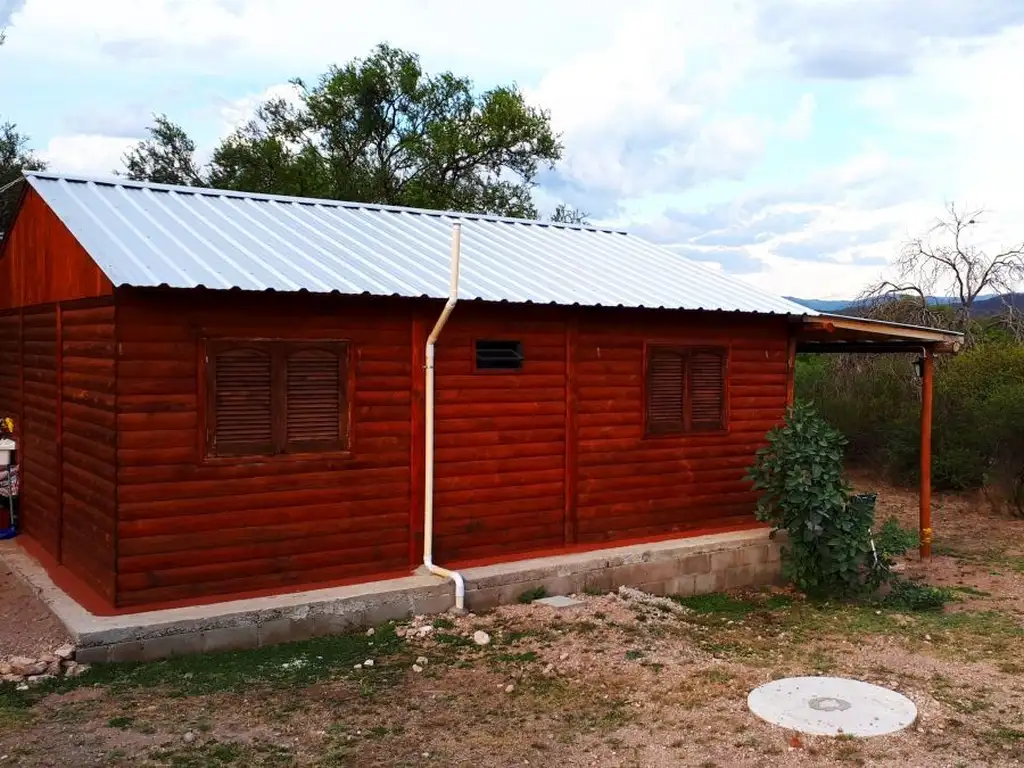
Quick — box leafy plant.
[747,403,887,599]
[875,517,919,558]
[518,586,548,604]
[883,580,954,612]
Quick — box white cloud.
[8,0,1024,299]
[39,135,134,178]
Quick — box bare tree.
[863,203,1024,342]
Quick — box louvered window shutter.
[646,349,685,434]
[689,350,726,431]
[210,345,274,455]
[284,344,347,452]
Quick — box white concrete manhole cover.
[748,677,917,737]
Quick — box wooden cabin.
[0,173,961,613]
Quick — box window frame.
[203,338,353,461]
[472,338,525,374]
[642,342,729,438]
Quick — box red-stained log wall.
[113,290,414,608]
[60,302,117,603]
[0,189,113,311]
[574,309,789,543]
[0,189,794,612]
[19,306,60,558]
[432,307,568,563]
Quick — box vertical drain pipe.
[423,222,466,612]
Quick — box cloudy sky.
[2,0,1023,299]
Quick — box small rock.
[473,631,491,646]
[364,659,374,668]
[1,674,22,683]
[924,634,932,641]
[416,656,428,666]
[504,684,515,693]
[26,675,42,683]
[54,644,76,661]
[14,684,27,691]
[39,654,57,664]
[45,660,61,676]
[8,657,42,677]
[412,664,423,673]
[183,731,196,744]
[559,653,568,661]
[354,663,363,670]
[366,628,375,637]
[0,663,10,676]
[396,627,407,638]
[64,662,89,678]
[415,625,434,638]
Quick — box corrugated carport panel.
[20,305,60,558]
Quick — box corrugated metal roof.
[23,172,815,316]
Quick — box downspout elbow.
[423,222,466,613]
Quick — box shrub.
[795,340,1024,516]
[874,517,919,558]
[747,403,886,599]
[882,580,954,612]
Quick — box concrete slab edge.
[0,528,782,663]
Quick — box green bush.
[874,517,919,558]
[747,403,887,599]
[882,580,954,612]
[796,340,1024,515]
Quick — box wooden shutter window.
[285,346,345,452]
[646,349,685,434]
[689,350,726,431]
[211,346,274,456]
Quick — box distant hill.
[973,293,1024,316]
[786,293,1021,316]
[785,297,858,312]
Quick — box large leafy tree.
[123,44,565,218]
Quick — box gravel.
[0,562,70,658]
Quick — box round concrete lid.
[748,676,917,737]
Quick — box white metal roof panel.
[23,172,815,316]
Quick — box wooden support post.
[785,335,797,408]
[920,349,934,561]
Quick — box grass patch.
[494,651,538,664]
[518,586,548,604]
[27,624,407,700]
[107,715,136,730]
[432,616,455,630]
[675,593,758,617]
[147,739,294,767]
[950,585,991,598]
[433,632,475,648]
[881,580,955,612]
[624,650,644,661]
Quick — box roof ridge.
[22,171,623,233]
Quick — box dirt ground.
[0,560,70,659]
[2,482,1024,767]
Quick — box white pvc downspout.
[423,222,466,612]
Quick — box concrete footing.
[1,528,781,663]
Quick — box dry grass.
[2,481,1024,766]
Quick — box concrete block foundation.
[1,528,781,663]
